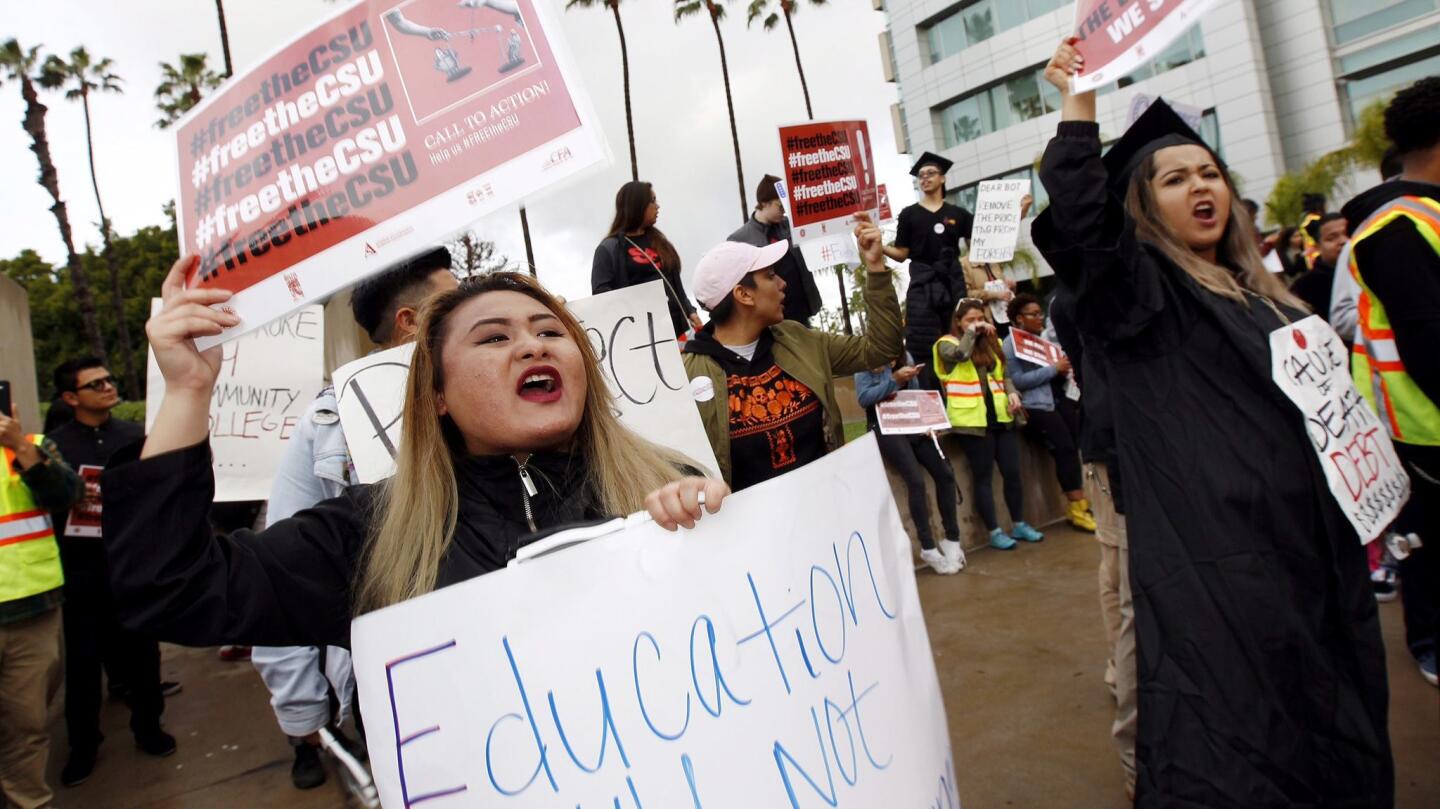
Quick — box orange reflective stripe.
[1378,375,1405,441]
[0,508,46,525]
[0,528,53,549]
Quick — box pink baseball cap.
[692,240,791,309]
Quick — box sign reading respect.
[172,0,605,349]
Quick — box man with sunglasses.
[48,358,176,786]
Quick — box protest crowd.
[1,2,1439,807]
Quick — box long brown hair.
[1124,151,1304,310]
[356,272,695,613]
[607,181,681,273]
[950,299,1003,370]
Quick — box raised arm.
[1030,39,1166,340]
[824,213,905,374]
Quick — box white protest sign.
[876,390,950,435]
[1269,315,1410,542]
[333,343,416,484]
[351,433,959,808]
[969,179,1029,264]
[331,281,720,483]
[145,302,325,501]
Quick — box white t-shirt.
[722,339,760,362]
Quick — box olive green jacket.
[682,271,903,484]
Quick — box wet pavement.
[40,526,1439,808]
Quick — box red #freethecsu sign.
[777,120,878,231]
[171,0,604,348]
[1070,0,1218,93]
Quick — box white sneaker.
[920,548,959,575]
[939,538,967,571]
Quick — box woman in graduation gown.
[1031,41,1392,807]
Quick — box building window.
[1116,26,1206,87]
[935,28,1205,147]
[923,0,1071,65]
[1329,0,1438,46]
[1343,51,1440,121]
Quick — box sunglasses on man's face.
[76,376,117,393]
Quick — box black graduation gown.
[1033,121,1392,808]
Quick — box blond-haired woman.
[1033,40,1389,807]
[100,260,729,648]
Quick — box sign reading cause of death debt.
[777,120,878,269]
[171,0,606,349]
[1269,315,1410,542]
[350,433,960,809]
[1070,0,1220,93]
[145,302,325,502]
[875,390,951,436]
[968,179,1030,264]
[331,280,720,483]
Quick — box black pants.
[876,431,959,549]
[956,429,1024,531]
[60,545,164,750]
[1395,443,1439,661]
[1023,407,1083,492]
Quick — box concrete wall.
[0,275,41,430]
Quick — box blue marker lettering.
[772,707,838,808]
[689,615,751,717]
[737,573,806,694]
[546,668,632,773]
[809,564,847,666]
[632,631,691,741]
[484,636,558,795]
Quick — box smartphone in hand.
[0,380,12,420]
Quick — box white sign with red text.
[1269,315,1409,542]
[876,390,951,436]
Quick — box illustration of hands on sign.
[385,1,526,84]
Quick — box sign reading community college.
[171,0,606,348]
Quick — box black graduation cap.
[1101,98,1221,197]
[910,151,954,177]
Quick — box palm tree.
[154,53,223,128]
[0,39,108,360]
[215,0,234,77]
[675,0,748,222]
[565,0,638,182]
[745,0,824,119]
[40,47,141,396]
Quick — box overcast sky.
[1,0,916,304]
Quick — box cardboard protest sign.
[968,179,1029,264]
[877,183,894,223]
[778,120,878,269]
[172,0,606,349]
[331,281,720,483]
[351,433,958,808]
[1270,315,1410,542]
[876,390,950,435]
[145,302,325,501]
[63,465,104,538]
[1070,0,1219,93]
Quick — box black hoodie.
[1341,179,1440,408]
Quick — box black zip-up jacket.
[100,440,599,650]
[1341,179,1440,407]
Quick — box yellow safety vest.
[1,435,64,603]
[1348,194,1440,447]
[933,335,1012,429]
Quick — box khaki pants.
[0,607,61,809]
[1086,464,1136,788]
